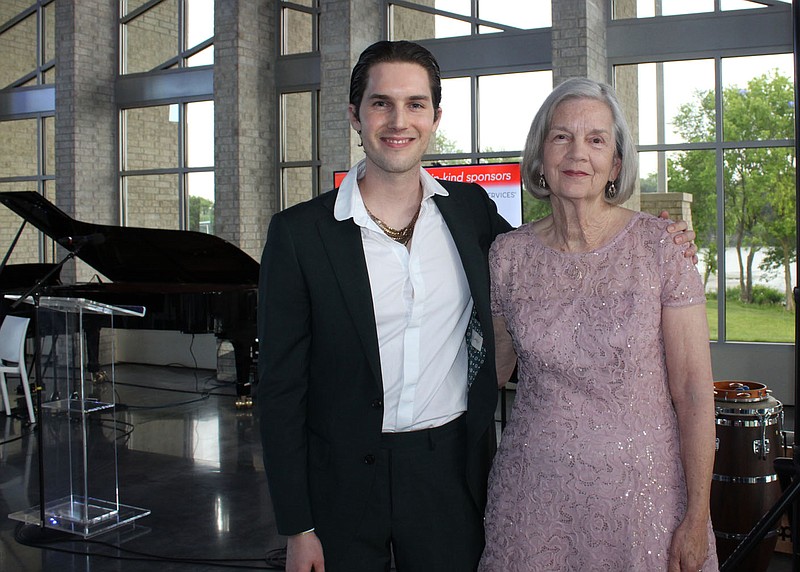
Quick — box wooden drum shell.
[711,393,783,572]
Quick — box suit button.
[364,454,375,465]
[371,399,383,409]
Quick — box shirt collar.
[333,159,449,223]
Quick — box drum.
[711,381,783,572]
[714,380,771,402]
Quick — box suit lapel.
[316,193,383,387]
[434,189,491,330]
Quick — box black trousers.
[321,416,485,572]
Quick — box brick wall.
[319,0,382,188]
[390,0,435,41]
[552,0,608,86]
[55,0,118,283]
[214,0,276,258]
[123,2,179,74]
[0,1,36,31]
[640,192,694,228]
[0,10,36,88]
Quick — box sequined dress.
[479,212,718,571]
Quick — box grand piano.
[0,191,259,405]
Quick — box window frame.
[608,4,794,346]
[117,0,215,231]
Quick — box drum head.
[714,381,769,403]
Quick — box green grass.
[706,300,795,343]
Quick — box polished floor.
[0,363,797,571]
[0,363,284,571]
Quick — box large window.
[386,1,796,352]
[278,1,320,202]
[615,53,795,344]
[279,91,319,209]
[121,0,213,74]
[388,0,551,39]
[281,0,319,55]
[432,72,551,161]
[0,0,54,88]
[612,0,791,19]
[119,0,214,232]
[121,100,214,231]
[390,10,552,221]
[0,0,56,264]
[427,71,553,224]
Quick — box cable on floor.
[14,522,284,570]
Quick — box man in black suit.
[259,40,507,571]
[258,40,694,572]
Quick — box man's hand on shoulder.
[659,210,699,264]
[287,530,325,572]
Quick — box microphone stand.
[720,1,800,569]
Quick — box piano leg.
[85,322,99,373]
[84,318,108,383]
[231,336,255,408]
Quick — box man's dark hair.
[349,40,442,120]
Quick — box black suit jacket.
[257,179,512,545]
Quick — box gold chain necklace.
[366,203,421,245]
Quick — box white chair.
[0,315,35,423]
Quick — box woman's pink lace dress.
[479,212,718,571]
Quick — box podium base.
[9,496,150,538]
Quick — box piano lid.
[0,263,62,291]
[0,191,259,285]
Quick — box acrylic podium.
[8,295,151,538]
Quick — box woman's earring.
[357,130,363,148]
[605,181,618,199]
[538,173,547,189]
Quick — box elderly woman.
[479,78,718,572]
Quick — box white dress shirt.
[334,160,472,432]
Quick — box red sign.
[334,162,522,227]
